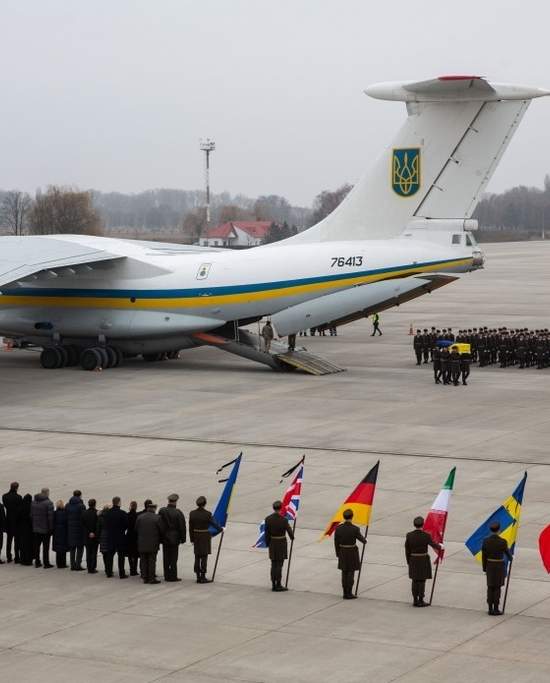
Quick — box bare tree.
[0,190,32,235]
[181,207,207,242]
[28,186,103,235]
[310,183,353,225]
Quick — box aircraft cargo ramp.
[192,330,344,375]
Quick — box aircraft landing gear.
[80,345,123,371]
[142,350,180,362]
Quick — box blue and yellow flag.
[210,453,242,535]
[465,472,527,562]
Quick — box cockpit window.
[452,234,462,245]
[466,234,473,246]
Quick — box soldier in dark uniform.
[440,347,451,385]
[482,521,512,615]
[449,347,461,386]
[413,330,423,365]
[158,493,186,582]
[405,516,442,607]
[422,329,430,364]
[189,496,222,583]
[264,500,294,592]
[460,350,471,385]
[432,346,442,384]
[334,508,366,599]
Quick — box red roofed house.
[199,221,271,248]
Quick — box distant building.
[199,221,271,248]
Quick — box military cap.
[343,508,354,520]
[167,493,179,502]
[490,521,500,532]
[414,516,424,528]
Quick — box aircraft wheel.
[40,347,62,369]
[81,348,102,371]
[95,347,109,368]
[56,346,69,368]
[111,347,123,367]
[104,346,118,368]
[167,350,180,360]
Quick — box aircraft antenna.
[200,138,216,225]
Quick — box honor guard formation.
[413,326,550,384]
[3,459,549,619]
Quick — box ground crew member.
[334,509,366,599]
[371,312,382,336]
[482,521,512,615]
[449,347,462,386]
[264,500,294,592]
[405,516,441,607]
[189,496,222,583]
[261,320,274,352]
[287,333,296,352]
[158,493,186,582]
[460,350,471,385]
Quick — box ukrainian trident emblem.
[392,148,420,197]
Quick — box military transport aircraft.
[0,76,548,373]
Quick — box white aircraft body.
[0,75,547,372]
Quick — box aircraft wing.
[0,236,125,288]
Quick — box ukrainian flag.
[465,472,527,563]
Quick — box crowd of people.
[0,483,222,584]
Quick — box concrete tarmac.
[0,240,549,682]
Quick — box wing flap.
[0,236,124,288]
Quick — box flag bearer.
[482,521,512,615]
[334,509,366,600]
[405,516,441,607]
[189,496,222,583]
[265,500,294,592]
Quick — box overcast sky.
[1,0,549,205]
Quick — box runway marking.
[0,426,548,467]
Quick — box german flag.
[321,461,380,539]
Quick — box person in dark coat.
[0,500,5,563]
[104,497,128,579]
[53,500,68,568]
[413,330,423,365]
[189,496,221,584]
[432,347,442,384]
[264,500,294,592]
[158,493,187,582]
[449,347,462,386]
[126,500,139,576]
[334,509,366,599]
[482,521,513,615]
[405,516,442,607]
[2,482,22,563]
[65,490,86,570]
[31,488,54,568]
[460,351,471,385]
[82,498,99,574]
[135,502,162,584]
[440,347,451,385]
[17,494,34,565]
[97,505,111,576]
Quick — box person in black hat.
[482,521,512,615]
[264,500,294,592]
[189,496,222,583]
[334,508,366,600]
[158,493,186,582]
[405,516,442,607]
[135,502,162,584]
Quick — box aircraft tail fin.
[288,76,549,243]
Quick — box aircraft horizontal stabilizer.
[0,236,125,288]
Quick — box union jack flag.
[253,459,304,548]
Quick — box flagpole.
[428,554,441,605]
[502,558,513,614]
[211,530,224,582]
[284,517,298,588]
[354,525,370,597]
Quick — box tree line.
[2,177,550,242]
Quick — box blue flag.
[210,453,242,536]
[465,472,527,565]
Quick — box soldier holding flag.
[405,516,441,607]
[334,509,366,599]
[482,522,512,615]
[265,500,294,592]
